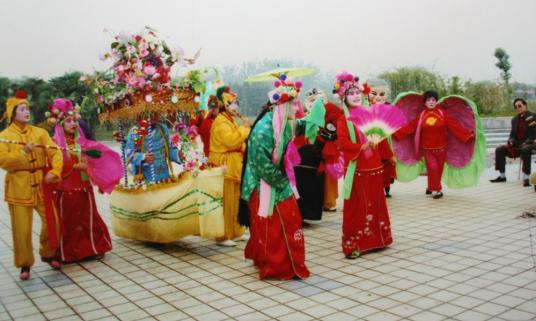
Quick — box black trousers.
[495,144,534,175]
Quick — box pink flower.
[140,49,149,58]
[185,161,195,171]
[170,133,181,146]
[136,77,146,88]
[188,126,199,138]
[143,65,156,76]
[126,75,138,87]
[139,41,149,51]
[114,65,125,73]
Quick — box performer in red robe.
[241,76,310,279]
[50,99,121,262]
[320,102,344,210]
[334,71,393,259]
[198,96,220,157]
[302,89,344,212]
[393,91,473,199]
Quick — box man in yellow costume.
[208,86,250,246]
[0,90,63,280]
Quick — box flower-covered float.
[86,27,224,243]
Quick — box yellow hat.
[216,86,237,106]
[3,90,29,122]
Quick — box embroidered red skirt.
[245,190,310,280]
[55,188,112,262]
[342,168,393,256]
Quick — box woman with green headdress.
[241,75,310,279]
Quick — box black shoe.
[523,179,530,187]
[385,193,392,198]
[490,176,506,183]
[432,192,444,199]
[425,189,432,195]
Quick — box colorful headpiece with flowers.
[216,86,237,106]
[333,71,366,99]
[268,74,303,105]
[46,98,81,125]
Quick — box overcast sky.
[1,0,535,83]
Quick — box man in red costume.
[393,91,473,199]
[241,76,310,279]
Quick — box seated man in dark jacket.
[491,98,536,186]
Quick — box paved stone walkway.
[0,165,535,321]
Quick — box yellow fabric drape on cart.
[110,168,225,243]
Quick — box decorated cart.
[87,27,224,243]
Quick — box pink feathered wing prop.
[50,98,122,193]
[392,93,476,168]
[81,135,123,193]
[438,97,476,168]
[392,93,426,164]
[349,104,408,144]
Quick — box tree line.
[1,56,534,133]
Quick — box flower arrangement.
[170,123,209,176]
[82,27,191,109]
[104,27,181,91]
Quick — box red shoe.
[48,260,61,270]
[20,267,30,280]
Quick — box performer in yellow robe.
[0,90,63,280]
[208,86,251,246]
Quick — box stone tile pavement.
[0,164,535,321]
